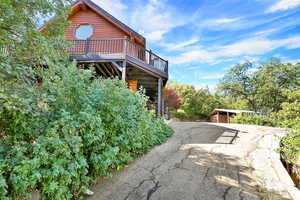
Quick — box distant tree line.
[165,58,300,121]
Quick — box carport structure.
[210,109,255,123]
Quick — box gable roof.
[70,0,146,45]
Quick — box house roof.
[211,109,255,115]
[70,0,146,45]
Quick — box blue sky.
[92,0,300,90]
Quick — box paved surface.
[87,122,293,200]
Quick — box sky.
[91,0,300,90]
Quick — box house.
[210,109,255,123]
[40,0,168,117]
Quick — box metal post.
[157,78,162,117]
[122,60,126,82]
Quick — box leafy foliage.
[279,132,300,165]
[218,59,300,114]
[164,88,181,110]
[0,64,173,199]
[0,0,172,199]
[0,0,72,65]
[218,61,258,111]
[231,114,277,127]
[166,82,224,120]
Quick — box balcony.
[67,38,168,77]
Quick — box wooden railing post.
[85,39,90,54]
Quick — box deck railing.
[67,38,168,73]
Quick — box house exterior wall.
[65,8,128,40]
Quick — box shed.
[210,109,255,123]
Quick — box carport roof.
[211,109,255,115]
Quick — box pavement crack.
[123,179,152,200]
[202,167,210,182]
[222,186,232,200]
[146,181,161,200]
[238,190,244,200]
[168,147,193,172]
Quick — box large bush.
[0,63,173,199]
[231,114,277,127]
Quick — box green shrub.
[231,114,277,127]
[0,64,173,199]
[279,132,300,165]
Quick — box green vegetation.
[165,82,224,121]
[166,60,300,175]
[230,114,277,127]
[0,0,172,199]
[218,60,300,186]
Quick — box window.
[75,25,93,40]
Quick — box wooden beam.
[100,63,114,77]
[157,78,162,117]
[95,63,108,77]
[104,63,118,78]
[111,63,122,79]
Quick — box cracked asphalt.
[87,122,264,200]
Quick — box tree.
[0,0,72,114]
[218,59,300,113]
[166,82,224,120]
[255,60,300,113]
[164,88,181,110]
[218,61,258,111]
[0,0,71,65]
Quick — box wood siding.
[65,8,128,41]
[210,113,229,123]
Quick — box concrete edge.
[250,131,300,200]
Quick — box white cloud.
[253,28,279,36]
[197,17,242,31]
[214,17,240,24]
[91,0,186,42]
[287,59,300,64]
[193,83,217,92]
[171,49,217,64]
[129,0,186,42]
[201,73,225,80]
[267,0,300,13]
[218,37,276,56]
[162,38,200,51]
[92,0,127,20]
[170,35,300,65]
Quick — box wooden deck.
[67,38,168,78]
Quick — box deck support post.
[157,78,162,117]
[227,112,230,123]
[122,60,126,81]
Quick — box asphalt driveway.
[87,122,290,200]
